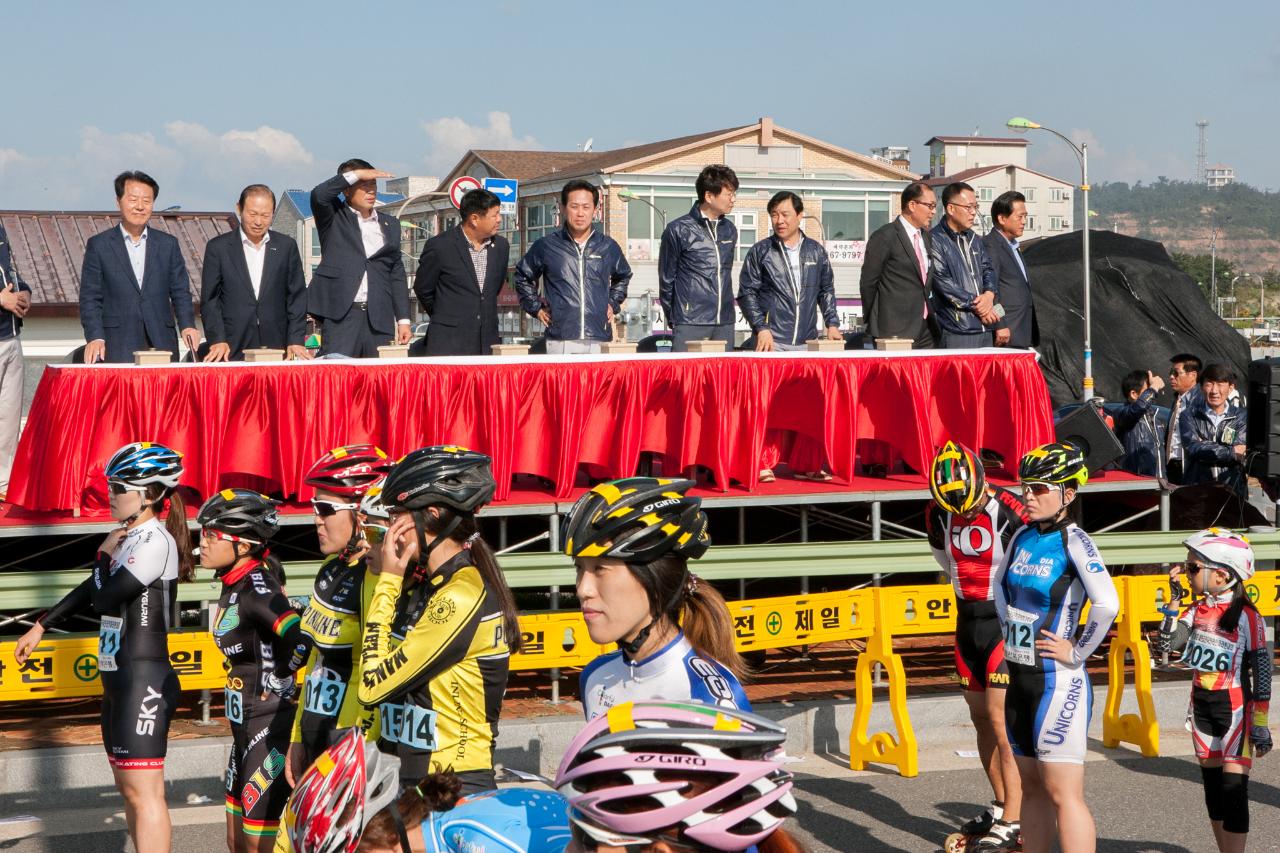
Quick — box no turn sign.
[448,176,483,209]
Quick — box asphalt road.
[1,728,1277,852]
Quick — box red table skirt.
[8,351,1054,513]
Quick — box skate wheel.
[944,833,969,853]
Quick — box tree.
[1171,253,1236,299]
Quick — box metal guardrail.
[2,529,1276,612]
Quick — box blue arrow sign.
[483,178,519,214]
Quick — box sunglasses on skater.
[199,527,260,545]
[1020,482,1060,496]
[108,481,147,495]
[311,498,359,517]
[362,522,389,545]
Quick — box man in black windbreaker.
[738,190,842,481]
[658,164,739,352]
[514,180,632,353]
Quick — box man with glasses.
[983,191,1037,349]
[658,164,739,352]
[1166,353,1203,484]
[930,182,1001,349]
[860,181,938,348]
[1179,362,1248,497]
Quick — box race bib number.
[98,615,123,672]
[1183,630,1234,673]
[225,687,244,725]
[400,704,437,752]
[1003,606,1038,667]
[302,667,347,718]
[379,702,404,745]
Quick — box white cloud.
[1026,126,1187,186]
[165,122,314,167]
[0,148,25,172]
[420,111,541,175]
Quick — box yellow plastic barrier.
[728,588,873,651]
[513,612,611,669]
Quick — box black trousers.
[320,304,386,358]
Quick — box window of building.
[732,211,756,261]
[1050,216,1064,230]
[1026,215,1036,230]
[978,187,993,202]
[1050,187,1064,202]
[822,199,866,241]
[310,226,321,257]
[1024,187,1035,202]
[622,188,697,261]
[868,198,890,233]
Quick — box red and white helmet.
[554,701,797,851]
[281,728,399,853]
[305,445,393,499]
[1183,527,1255,584]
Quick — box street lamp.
[1008,116,1094,400]
[617,188,668,230]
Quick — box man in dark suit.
[983,191,1039,349]
[80,171,199,363]
[859,181,937,348]
[308,159,411,358]
[200,185,309,361]
[414,189,509,355]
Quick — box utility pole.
[1210,226,1217,307]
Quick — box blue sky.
[2,0,1276,210]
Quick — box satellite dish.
[582,137,594,152]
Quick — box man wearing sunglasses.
[930,182,1001,349]
[860,180,938,349]
[284,445,392,787]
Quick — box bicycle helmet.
[1183,527,1255,584]
[360,477,391,526]
[555,701,797,851]
[928,441,987,515]
[105,442,184,489]
[562,477,711,564]
[282,728,401,853]
[196,488,280,543]
[305,445,392,499]
[1018,441,1089,489]
[382,446,495,513]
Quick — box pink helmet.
[554,701,797,851]
[281,728,400,853]
[1184,527,1255,583]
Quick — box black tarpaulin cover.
[1021,230,1251,408]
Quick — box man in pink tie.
[859,181,937,348]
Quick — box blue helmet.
[105,442,184,489]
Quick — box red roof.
[0,211,235,307]
[924,166,1005,186]
[925,136,1029,146]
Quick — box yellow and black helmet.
[562,478,711,564]
[1018,442,1088,489]
[928,441,987,515]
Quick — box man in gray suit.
[982,191,1038,349]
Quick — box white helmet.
[1183,527,1255,584]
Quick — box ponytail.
[1218,580,1254,634]
[355,771,462,851]
[682,575,749,682]
[149,484,194,582]
[421,508,522,654]
[627,554,749,682]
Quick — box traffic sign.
[448,176,483,210]
[483,177,519,215]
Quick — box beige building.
[1206,164,1236,189]
[926,135,1030,176]
[924,164,1077,241]
[396,117,916,339]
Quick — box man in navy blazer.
[200,184,309,361]
[308,159,411,357]
[79,171,198,363]
[982,191,1039,349]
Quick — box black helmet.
[562,477,711,564]
[197,488,280,542]
[383,446,495,513]
[1018,442,1089,489]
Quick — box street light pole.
[1008,117,1093,399]
[1209,227,1218,307]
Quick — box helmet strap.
[337,509,364,562]
[392,804,413,853]
[620,562,688,659]
[409,509,462,583]
[121,489,167,528]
